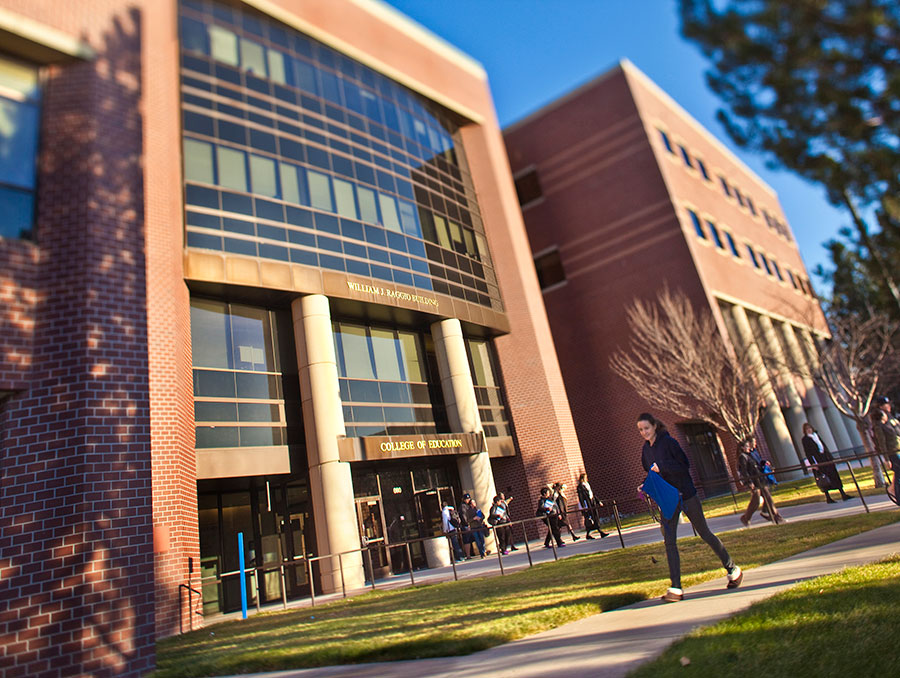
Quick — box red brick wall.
[504,68,723,514]
[0,4,159,676]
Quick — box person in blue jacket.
[637,412,743,602]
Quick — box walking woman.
[637,413,742,602]
[576,473,609,538]
[801,422,852,503]
[552,482,580,542]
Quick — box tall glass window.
[0,55,40,240]
[191,299,298,449]
[333,321,447,437]
[178,0,503,311]
[466,338,511,438]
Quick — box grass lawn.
[153,511,899,678]
[629,555,900,678]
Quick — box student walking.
[637,412,742,602]
[536,486,565,549]
[802,422,853,503]
[871,407,900,503]
[577,472,609,539]
[552,482,580,542]
[738,437,785,526]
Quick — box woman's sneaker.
[661,587,683,602]
[726,565,743,589]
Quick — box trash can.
[423,535,451,569]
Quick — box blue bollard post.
[238,532,248,620]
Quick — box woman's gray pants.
[661,494,733,589]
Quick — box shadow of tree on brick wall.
[0,8,158,677]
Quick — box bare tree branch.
[610,286,766,445]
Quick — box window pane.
[469,339,496,387]
[240,38,267,76]
[333,178,358,219]
[307,170,333,211]
[249,154,277,197]
[433,215,451,249]
[216,146,248,191]
[0,186,33,239]
[0,58,38,100]
[397,200,420,236]
[0,100,38,188]
[209,26,239,66]
[267,49,286,84]
[357,186,378,223]
[184,138,215,184]
[338,324,375,379]
[191,299,232,369]
[398,331,424,382]
[379,194,401,232]
[370,328,402,381]
[279,162,302,204]
[230,305,275,371]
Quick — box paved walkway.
[220,494,899,678]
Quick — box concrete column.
[842,415,865,449]
[776,321,839,451]
[757,314,810,455]
[730,305,803,477]
[291,295,364,591]
[797,328,857,452]
[431,319,497,544]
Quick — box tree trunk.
[856,419,885,488]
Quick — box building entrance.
[681,423,731,496]
[351,459,461,574]
[197,475,313,615]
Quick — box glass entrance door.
[356,497,390,579]
[682,423,731,496]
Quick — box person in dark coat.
[552,482,579,542]
[737,437,785,526]
[802,422,852,503]
[637,413,742,602]
[536,486,565,549]
[576,472,609,539]
[871,407,900,502]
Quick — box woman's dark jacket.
[873,420,900,471]
[641,431,697,500]
[802,433,843,491]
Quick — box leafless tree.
[610,286,765,445]
[809,312,897,486]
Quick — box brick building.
[503,60,861,508]
[0,1,584,675]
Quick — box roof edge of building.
[243,0,486,124]
[619,59,777,200]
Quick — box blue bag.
[642,471,682,520]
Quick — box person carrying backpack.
[536,486,564,549]
[737,437,785,526]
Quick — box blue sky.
[382,0,847,289]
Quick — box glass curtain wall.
[190,298,302,450]
[332,321,448,437]
[466,338,511,438]
[178,0,503,311]
[0,55,40,240]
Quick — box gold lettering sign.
[347,281,439,307]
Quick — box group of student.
[440,492,519,561]
[535,476,609,548]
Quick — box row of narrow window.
[687,209,815,298]
[659,129,792,242]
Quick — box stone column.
[431,319,497,546]
[797,328,858,452]
[730,305,803,477]
[777,321,841,451]
[291,295,364,591]
[757,314,810,455]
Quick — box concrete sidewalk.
[225,504,900,678]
